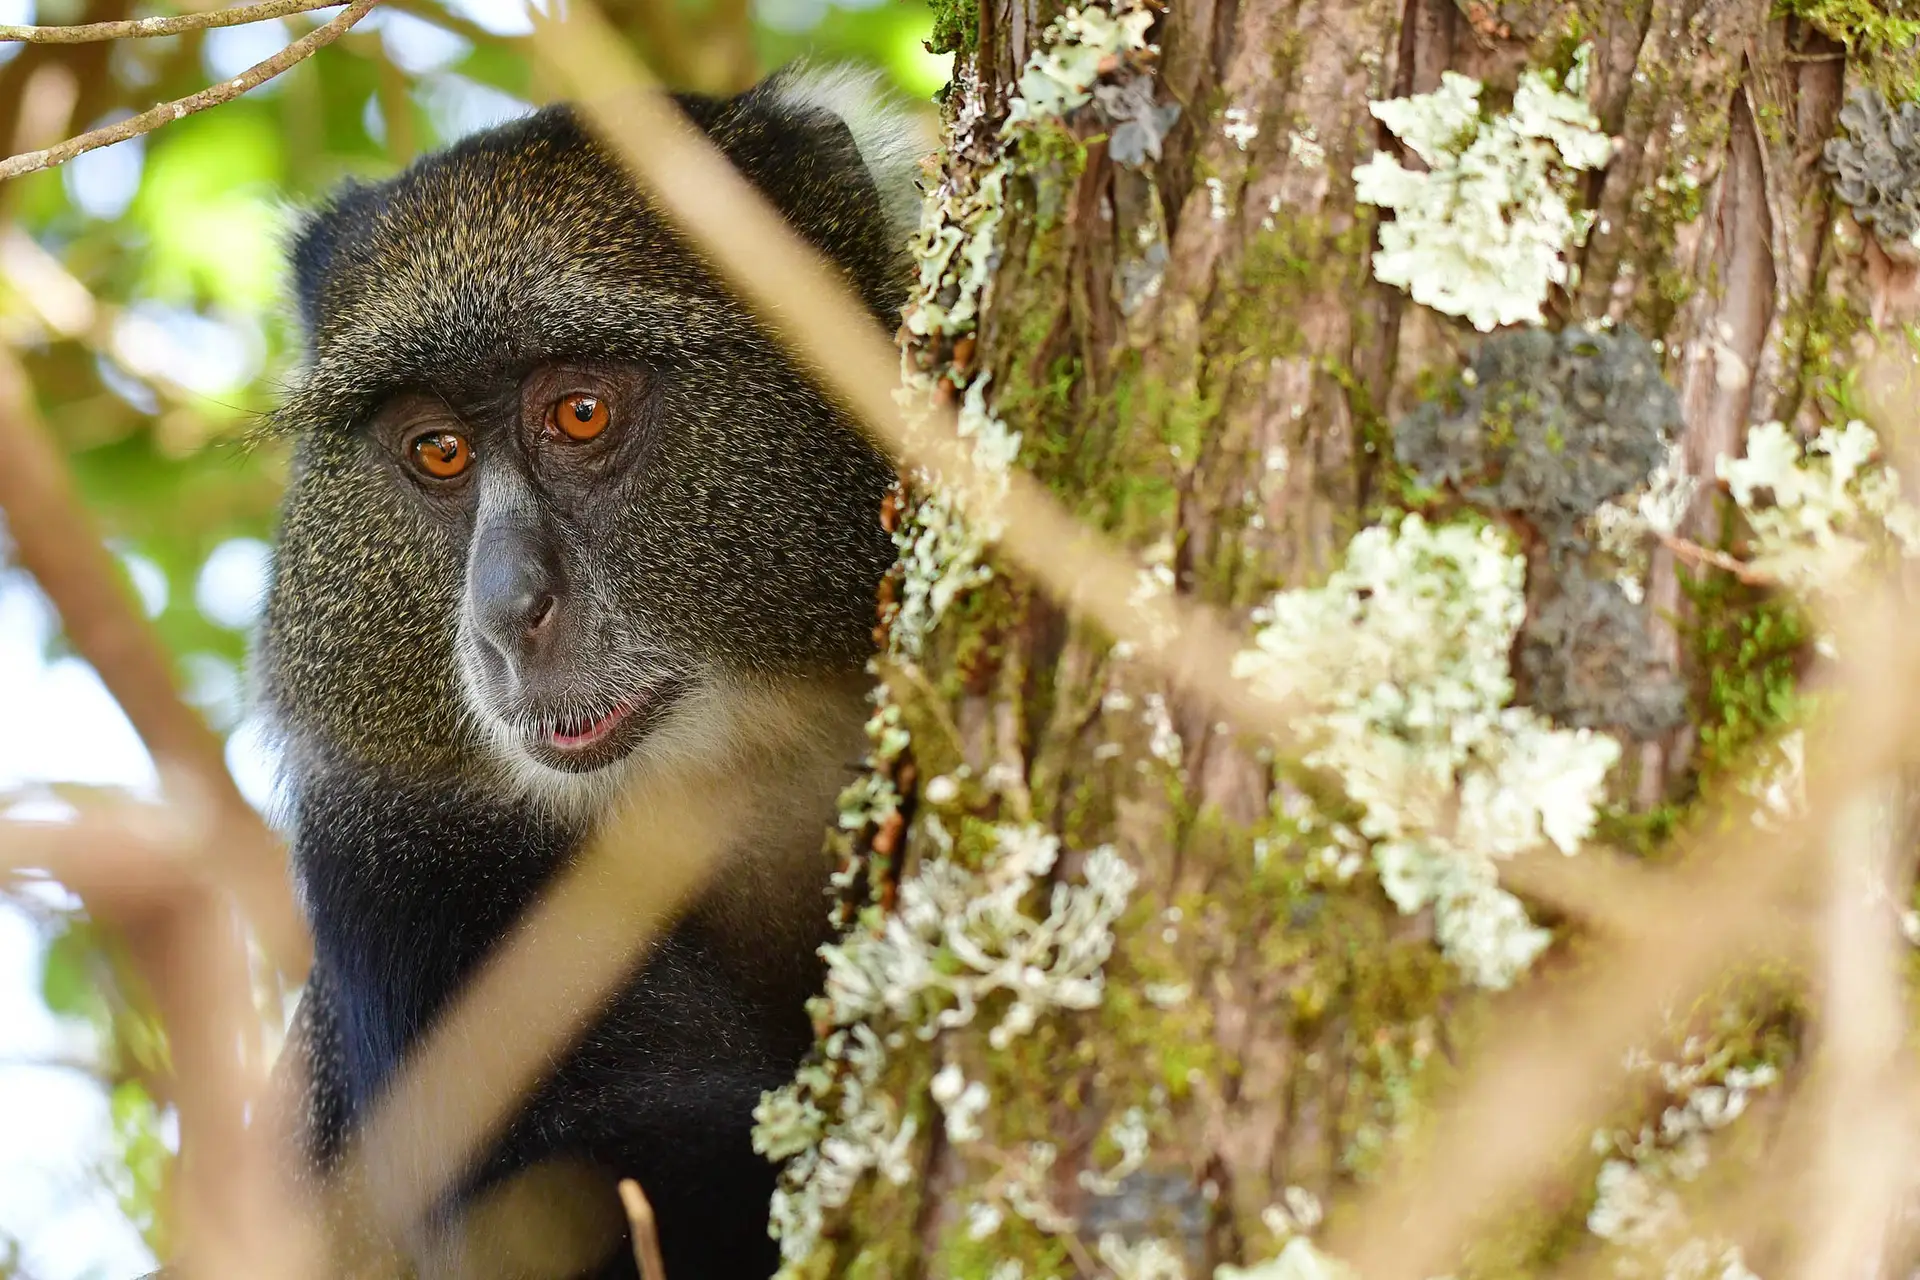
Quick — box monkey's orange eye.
[548,393,609,442]
[409,430,472,479]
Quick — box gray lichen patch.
[1095,77,1182,168]
[1080,1168,1211,1270]
[1823,87,1920,260]
[1394,326,1686,742]
[1395,326,1681,535]
[1519,565,1686,740]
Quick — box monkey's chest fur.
[291,771,826,1280]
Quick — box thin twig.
[617,1179,668,1280]
[1786,781,1910,1279]
[0,0,342,44]
[1657,529,1776,586]
[0,0,378,181]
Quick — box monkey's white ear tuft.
[768,62,934,247]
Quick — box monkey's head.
[255,67,925,814]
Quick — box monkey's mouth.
[517,678,688,773]
[549,705,632,749]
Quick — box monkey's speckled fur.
[253,66,924,1280]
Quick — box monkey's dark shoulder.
[287,775,812,1279]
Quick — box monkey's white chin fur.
[459,652,871,837]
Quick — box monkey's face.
[256,98,907,807]
[263,342,894,807]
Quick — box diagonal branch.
[0,0,344,44]
[0,0,378,181]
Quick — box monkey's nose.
[470,524,566,670]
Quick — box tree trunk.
[756,1,1920,1276]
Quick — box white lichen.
[890,1,1159,656]
[818,823,1137,1048]
[1207,176,1230,221]
[758,823,1137,1271]
[1590,441,1697,604]
[1259,1186,1325,1238]
[1099,1233,1190,1280]
[1353,45,1614,331]
[1719,418,1920,613]
[1287,128,1325,172]
[1078,1105,1152,1194]
[929,1062,991,1142]
[1234,515,1620,988]
[755,1021,920,1268]
[1586,1035,1780,1278]
[1005,3,1156,127]
[1223,105,1260,150]
[1217,1239,1357,1280]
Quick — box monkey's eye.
[547,393,610,442]
[409,430,473,480]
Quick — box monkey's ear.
[712,63,933,315]
[285,181,384,340]
[755,63,931,250]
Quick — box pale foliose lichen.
[1004,3,1155,126]
[1823,86,1920,261]
[816,823,1137,1049]
[1719,419,1920,616]
[1589,440,1697,605]
[754,822,1138,1271]
[1098,76,1183,167]
[904,166,1006,344]
[1585,1036,1782,1279]
[1088,1207,1357,1280]
[1353,45,1614,331]
[1233,515,1620,989]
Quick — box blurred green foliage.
[0,0,946,1269]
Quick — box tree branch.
[0,0,343,44]
[617,1180,667,1280]
[1657,529,1777,586]
[0,0,377,181]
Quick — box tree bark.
[765,0,1920,1276]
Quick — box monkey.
[249,64,927,1280]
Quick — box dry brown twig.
[1784,777,1910,1279]
[0,0,379,181]
[0,0,344,44]
[618,1180,669,1280]
[1656,528,1776,586]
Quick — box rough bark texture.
[780,1,1920,1276]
